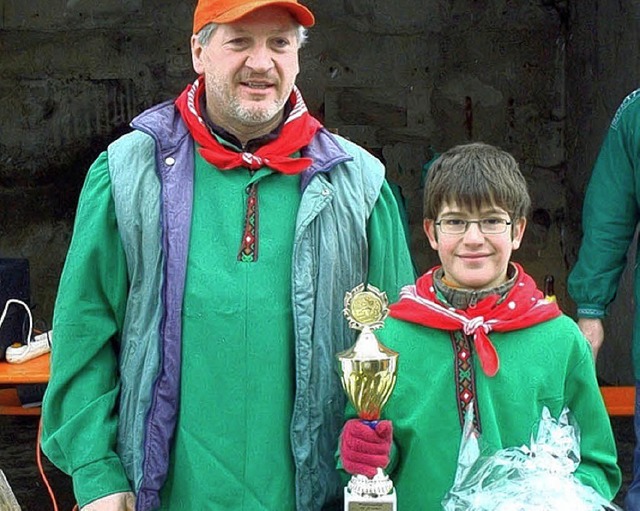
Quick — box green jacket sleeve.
[366,179,416,303]
[566,334,622,499]
[568,90,640,318]
[41,153,132,507]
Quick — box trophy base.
[344,487,397,511]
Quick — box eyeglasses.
[435,218,512,235]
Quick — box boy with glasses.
[339,142,621,509]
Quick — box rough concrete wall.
[0,0,195,322]
[566,1,640,384]
[0,0,590,345]
[303,0,568,292]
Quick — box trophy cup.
[337,283,398,511]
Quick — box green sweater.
[159,159,300,509]
[568,88,640,379]
[376,314,621,510]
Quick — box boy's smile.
[424,202,526,290]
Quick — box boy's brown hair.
[423,142,531,221]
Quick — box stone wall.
[1,0,195,322]
[305,1,569,281]
[1,0,638,380]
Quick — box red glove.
[340,419,393,478]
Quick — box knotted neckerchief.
[175,76,322,174]
[389,263,561,377]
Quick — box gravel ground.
[0,415,74,511]
[0,415,635,510]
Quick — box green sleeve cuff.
[576,305,606,318]
[71,456,132,508]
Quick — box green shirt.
[377,314,621,510]
[160,157,300,509]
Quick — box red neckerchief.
[174,76,322,174]
[389,263,561,377]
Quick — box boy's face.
[424,201,526,290]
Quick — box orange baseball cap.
[193,0,315,34]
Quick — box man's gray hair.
[197,22,308,47]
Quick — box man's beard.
[228,95,284,125]
[208,75,288,127]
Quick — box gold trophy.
[337,284,398,511]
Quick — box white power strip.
[5,330,52,364]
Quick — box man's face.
[191,6,301,141]
[423,201,527,290]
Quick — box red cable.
[36,417,59,511]
[37,417,78,510]
[36,417,79,511]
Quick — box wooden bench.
[0,355,634,417]
[0,353,50,416]
[600,385,635,416]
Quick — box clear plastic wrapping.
[442,406,621,511]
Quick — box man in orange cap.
[41,0,414,510]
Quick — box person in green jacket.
[568,88,640,511]
[339,142,621,509]
[40,0,415,510]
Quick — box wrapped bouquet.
[442,406,621,511]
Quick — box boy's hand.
[340,419,392,478]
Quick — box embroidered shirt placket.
[238,177,259,262]
[451,330,482,433]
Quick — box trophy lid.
[339,284,397,363]
[345,329,398,361]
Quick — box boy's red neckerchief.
[389,263,561,377]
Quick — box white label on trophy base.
[344,488,397,511]
[348,505,394,511]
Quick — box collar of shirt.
[198,93,292,153]
[433,263,518,310]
